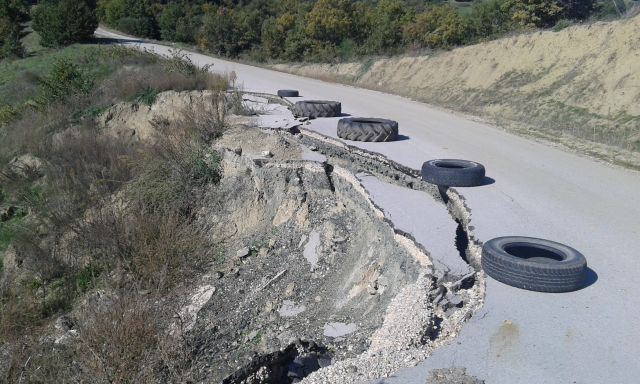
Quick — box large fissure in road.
[92,89,486,383]
[202,93,486,383]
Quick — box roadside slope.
[273,16,640,168]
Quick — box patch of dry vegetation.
[0,46,230,382]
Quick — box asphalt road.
[96,28,640,384]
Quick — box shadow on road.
[479,176,496,186]
[581,267,598,290]
[92,36,143,45]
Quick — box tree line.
[96,0,602,61]
[3,0,615,62]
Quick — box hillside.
[273,15,640,168]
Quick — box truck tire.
[481,236,587,293]
[337,118,398,142]
[277,89,299,97]
[421,159,485,187]
[294,100,341,118]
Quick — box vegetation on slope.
[0,34,230,380]
[94,0,631,62]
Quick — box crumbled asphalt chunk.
[425,367,484,384]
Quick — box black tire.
[294,100,341,118]
[337,117,398,142]
[421,159,485,187]
[481,237,587,293]
[277,89,299,97]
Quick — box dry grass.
[0,47,229,382]
[2,292,195,383]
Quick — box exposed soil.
[0,91,485,383]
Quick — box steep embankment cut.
[273,16,640,168]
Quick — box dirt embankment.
[0,91,484,384]
[273,16,640,168]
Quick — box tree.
[97,0,157,38]
[0,18,25,59]
[505,0,564,27]
[403,5,468,49]
[362,0,413,54]
[0,0,29,58]
[558,0,597,20]
[304,0,354,45]
[467,0,512,39]
[159,3,185,41]
[32,0,98,47]
[199,7,239,56]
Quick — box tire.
[294,100,341,118]
[481,237,587,293]
[337,117,398,142]
[277,89,299,97]
[421,159,485,187]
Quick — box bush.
[0,104,19,125]
[403,5,468,49]
[115,16,156,38]
[32,0,98,47]
[362,0,413,55]
[158,3,185,41]
[134,86,158,105]
[552,18,573,31]
[0,23,25,59]
[466,0,513,39]
[36,58,94,105]
[199,7,241,56]
[98,0,158,38]
[305,0,355,45]
[505,0,564,28]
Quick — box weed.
[36,58,94,106]
[134,86,159,105]
[227,90,260,116]
[0,105,20,125]
[553,19,573,32]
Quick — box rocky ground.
[170,94,485,383]
[0,91,485,383]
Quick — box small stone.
[258,247,268,257]
[0,206,18,222]
[366,284,378,295]
[229,267,240,277]
[55,316,74,332]
[236,247,250,259]
[309,146,318,151]
[318,356,332,368]
[268,239,277,248]
[285,283,295,296]
[346,365,358,374]
[262,150,273,158]
[216,271,224,279]
[233,147,242,155]
[314,296,322,302]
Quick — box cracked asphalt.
[96,28,640,384]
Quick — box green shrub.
[552,18,573,31]
[32,0,98,47]
[362,0,413,55]
[0,104,19,125]
[115,16,156,38]
[159,3,185,41]
[0,24,25,59]
[134,86,158,106]
[36,58,94,105]
[403,5,468,49]
[466,0,512,39]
